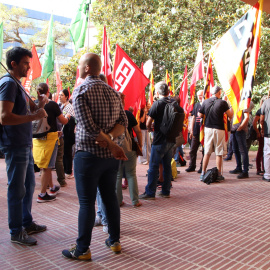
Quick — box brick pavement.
[0,150,270,269]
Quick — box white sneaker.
[103,225,108,233]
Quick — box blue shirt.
[0,75,32,147]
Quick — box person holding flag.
[185,90,204,173]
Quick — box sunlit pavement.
[1,150,270,269]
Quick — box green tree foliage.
[89,0,270,103]
[0,4,72,95]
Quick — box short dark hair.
[61,89,70,99]
[37,83,49,95]
[6,47,32,70]
[155,81,169,96]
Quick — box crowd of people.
[0,46,269,260]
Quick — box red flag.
[113,44,150,110]
[22,44,42,94]
[101,26,113,87]
[179,66,189,144]
[189,38,204,112]
[140,62,146,109]
[55,56,62,102]
[179,66,188,112]
[74,66,85,90]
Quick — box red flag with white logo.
[101,26,113,87]
[113,44,150,110]
[22,44,42,94]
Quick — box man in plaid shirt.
[62,53,127,260]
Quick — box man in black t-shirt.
[186,90,204,173]
[199,86,233,180]
[139,81,184,199]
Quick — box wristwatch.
[108,133,114,141]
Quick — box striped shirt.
[72,75,127,158]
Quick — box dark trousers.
[256,136,264,172]
[227,133,233,158]
[63,139,73,175]
[189,135,204,169]
[55,137,65,185]
[74,151,120,253]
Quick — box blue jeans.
[96,188,108,225]
[116,151,139,205]
[174,145,184,162]
[74,151,120,253]
[146,142,174,197]
[0,146,35,235]
[232,130,249,173]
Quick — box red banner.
[22,44,42,94]
[101,26,113,87]
[189,38,204,113]
[113,44,150,110]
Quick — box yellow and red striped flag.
[148,71,154,107]
[179,66,189,144]
[165,70,173,96]
[211,0,263,124]
[172,69,175,96]
[224,114,228,142]
[200,57,214,146]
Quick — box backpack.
[202,167,219,185]
[160,99,185,143]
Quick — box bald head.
[79,53,102,78]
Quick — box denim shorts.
[48,142,58,169]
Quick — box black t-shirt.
[256,108,261,117]
[140,109,147,130]
[148,97,184,145]
[191,102,202,137]
[44,101,62,132]
[125,110,138,151]
[200,97,230,130]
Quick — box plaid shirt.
[72,75,127,158]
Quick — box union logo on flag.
[114,57,135,92]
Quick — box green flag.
[0,22,3,65]
[42,15,54,80]
[69,0,90,52]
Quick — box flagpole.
[87,0,91,50]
